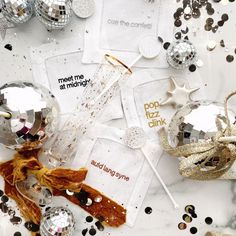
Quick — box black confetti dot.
[222,13,229,22]
[212,25,219,33]
[158,36,164,43]
[189,64,197,72]
[218,20,224,27]
[192,9,201,18]
[0,203,8,213]
[206,18,214,25]
[14,232,21,236]
[220,40,225,47]
[1,195,9,203]
[95,221,104,231]
[205,217,213,225]
[178,222,187,230]
[82,228,88,236]
[4,44,12,51]
[75,190,89,206]
[175,32,182,40]
[163,42,170,50]
[176,7,184,14]
[226,55,234,63]
[174,19,182,27]
[145,207,152,214]
[10,216,22,225]
[205,24,212,31]
[181,27,189,34]
[86,216,93,223]
[191,213,198,218]
[89,228,96,236]
[190,227,198,234]
[45,207,51,211]
[0,190,3,197]
[24,221,40,232]
[207,8,215,15]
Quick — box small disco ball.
[34,0,73,30]
[167,100,236,148]
[167,39,197,70]
[0,81,59,149]
[0,0,33,24]
[40,207,75,236]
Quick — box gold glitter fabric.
[159,91,236,180]
[0,145,127,229]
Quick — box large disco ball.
[168,100,236,147]
[0,0,33,24]
[40,207,75,236]
[0,81,60,149]
[167,39,197,69]
[34,0,73,30]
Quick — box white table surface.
[0,1,236,236]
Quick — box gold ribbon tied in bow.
[159,91,236,180]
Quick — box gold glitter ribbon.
[159,91,236,180]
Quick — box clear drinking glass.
[40,54,132,167]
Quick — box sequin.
[190,227,198,234]
[183,214,192,223]
[226,55,234,62]
[205,217,213,225]
[178,222,187,230]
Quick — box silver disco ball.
[0,0,33,24]
[167,39,197,70]
[168,100,236,147]
[40,207,75,236]
[0,81,59,149]
[34,0,73,30]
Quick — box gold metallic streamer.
[159,91,236,180]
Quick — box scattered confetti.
[145,207,152,214]
[205,217,213,225]
[190,227,198,234]
[4,44,12,51]
[226,55,234,62]
[207,40,217,51]
[178,222,187,230]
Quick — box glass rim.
[104,54,132,74]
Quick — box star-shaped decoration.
[160,77,199,108]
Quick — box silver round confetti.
[0,0,33,24]
[72,0,95,18]
[167,39,197,70]
[94,195,102,203]
[66,189,74,196]
[167,100,236,147]
[35,0,73,30]
[207,40,217,51]
[123,126,147,149]
[40,207,75,236]
[0,81,59,149]
[86,198,93,206]
[196,59,204,67]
